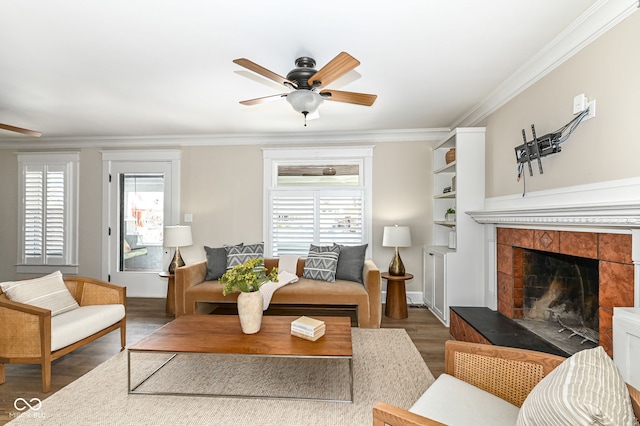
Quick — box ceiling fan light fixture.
[286,89,323,116]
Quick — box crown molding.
[0,128,451,150]
[453,0,639,127]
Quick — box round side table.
[159,271,175,316]
[382,272,413,319]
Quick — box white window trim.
[17,152,80,275]
[263,146,374,257]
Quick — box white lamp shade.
[382,225,412,248]
[286,89,323,114]
[163,225,193,247]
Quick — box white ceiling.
[0,0,629,144]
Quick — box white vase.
[237,291,263,334]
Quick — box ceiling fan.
[233,51,377,125]
[0,123,42,137]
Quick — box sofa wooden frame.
[373,340,640,425]
[0,276,126,392]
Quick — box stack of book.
[291,316,326,341]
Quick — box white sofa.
[0,273,126,392]
[374,340,640,426]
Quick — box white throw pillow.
[517,346,636,426]
[0,271,79,316]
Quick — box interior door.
[103,159,176,297]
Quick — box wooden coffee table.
[127,315,353,402]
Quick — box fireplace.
[516,248,600,354]
[458,178,640,356]
[496,228,634,356]
[522,249,599,327]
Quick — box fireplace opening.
[515,249,599,355]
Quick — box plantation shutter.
[272,194,314,256]
[318,194,363,245]
[24,167,44,259]
[45,167,66,259]
[22,163,68,265]
[271,190,364,257]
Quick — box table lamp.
[164,225,193,273]
[382,225,412,276]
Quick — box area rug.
[9,328,434,425]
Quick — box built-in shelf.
[424,127,486,326]
[435,161,456,174]
[434,221,456,227]
[435,191,456,199]
[427,245,455,254]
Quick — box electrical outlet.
[573,94,587,114]
[584,99,596,121]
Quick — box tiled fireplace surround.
[496,227,633,355]
[466,177,640,357]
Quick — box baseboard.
[382,291,425,306]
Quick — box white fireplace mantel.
[468,177,640,229]
[468,203,640,228]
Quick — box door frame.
[101,150,181,296]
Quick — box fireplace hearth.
[450,228,633,357]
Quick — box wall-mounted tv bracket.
[515,124,562,178]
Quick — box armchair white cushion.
[51,304,125,351]
[410,373,520,426]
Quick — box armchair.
[374,340,640,425]
[0,276,126,392]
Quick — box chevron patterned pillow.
[303,244,340,282]
[225,242,264,269]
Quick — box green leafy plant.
[221,258,278,295]
[446,207,456,215]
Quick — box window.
[18,152,79,274]
[263,147,373,257]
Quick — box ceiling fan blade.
[0,123,42,137]
[320,90,377,106]
[233,58,295,87]
[308,52,360,88]
[239,94,288,106]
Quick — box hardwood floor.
[0,299,450,424]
